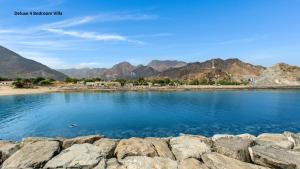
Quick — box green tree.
[39,80,53,86]
[116,79,127,86]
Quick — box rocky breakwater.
[0,132,300,169]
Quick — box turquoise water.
[0,90,300,141]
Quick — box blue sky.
[0,0,300,69]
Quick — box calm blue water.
[0,90,300,141]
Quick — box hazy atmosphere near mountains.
[0,0,300,69]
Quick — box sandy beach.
[0,86,55,96]
[1,85,299,96]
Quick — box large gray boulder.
[213,137,253,162]
[93,138,118,158]
[170,135,211,161]
[62,135,103,149]
[284,131,300,150]
[0,141,20,165]
[202,152,270,169]
[145,138,175,160]
[120,156,178,169]
[178,158,209,169]
[44,143,103,169]
[249,145,300,169]
[94,158,124,169]
[114,138,158,160]
[2,140,60,169]
[255,133,294,149]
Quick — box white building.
[0,81,14,86]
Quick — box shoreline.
[1,85,300,96]
[0,132,299,168]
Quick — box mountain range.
[1,45,300,86]
[0,45,67,80]
[59,58,265,82]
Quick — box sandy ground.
[0,86,55,96]
[0,85,299,96]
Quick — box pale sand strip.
[1,85,299,96]
[0,86,54,96]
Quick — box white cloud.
[41,16,94,29]
[40,13,157,30]
[45,28,127,41]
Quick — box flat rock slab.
[114,138,158,160]
[145,138,175,160]
[202,152,270,169]
[93,138,118,158]
[212,134,256,141]
[249,145,300,169]
[255,133,294,149]
[0,141,20,165]
[238,133,256,140]
[121,156,178,169]
[213,137,253,162]
[44,143,103,169]
[178,158,209,169]
[62,135,103,149]
[2,140,60,169]
[170,135,211,161]
[20,137,63,147]
[212,134,236,141]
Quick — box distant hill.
[58,68,107,79]
[255,63,300,86]
[158,58,265,81]
[147,60,187,72]
[102,61,136,80]
[57,58,266,82]
[131,65,159,78]
[0,46,67,80]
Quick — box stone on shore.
[212,134,236,141]
[114,138,158,160]
[93,138,118,158]
[170,135,211,161]
[94,158,124,169]
[284,131,300,150]
[212,133,256,141]
[202,152,270,169]
[238,133,256,140]
[0,141,20,165]
[20,137,63,147]
[44,143,102,169]
[249,145,300,169]
[121,156,178,169]
[255,133,294,149]
[2,140,60,169]
[62,134,103,149]
[213,137,253,162]
[178,158,209,169]
[145,138,175,160]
